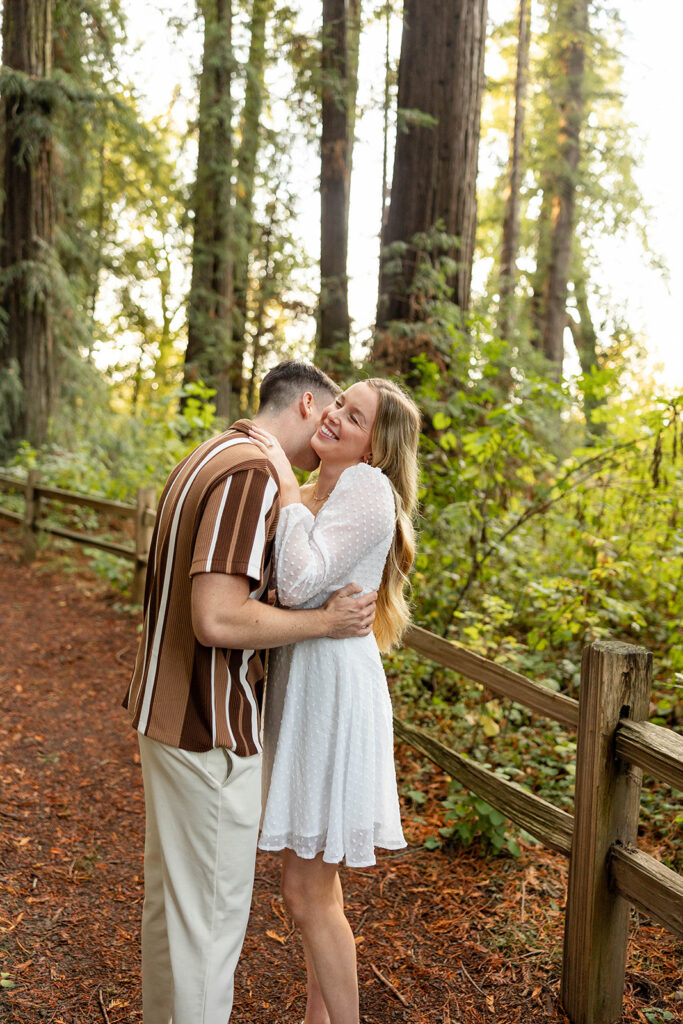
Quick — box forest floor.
[0,520,681,1024]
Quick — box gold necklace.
[312,486,332,503]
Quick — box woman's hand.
[248,425,301,505]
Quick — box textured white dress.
[258,462,406,868]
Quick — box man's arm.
[191,573,377,650]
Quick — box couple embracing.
[123,360,421,1024]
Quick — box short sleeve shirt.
[123,420,280,754]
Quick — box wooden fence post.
[132,486,157,605]
[561,640,652,1024]
[22,470,41,563]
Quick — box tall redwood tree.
[318,0,353,375]
[0,0,56,447]
[497,0,531,340]
[531,0,588,378]
[377,0,488,344]
[183,0,235,417]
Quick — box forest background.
[0,0,681,862]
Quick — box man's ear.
[299,391,315,418]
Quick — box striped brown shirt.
[123,420,280,755]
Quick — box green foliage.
[0,360,24,457]
[10,382,217,502]
[378,246,682,854]
[427,783,522,858]
[643,1010,677,1024]
[5,379,218,592]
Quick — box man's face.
[291,392,332,472]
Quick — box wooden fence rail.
[0,471,156,603]
[400,632,683,1024]
[1,473,682,1024]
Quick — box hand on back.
[322,583,377,639]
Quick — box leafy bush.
[425,783,522,858]
[378,267,682,853]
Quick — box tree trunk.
[246,216,274,413]
[497,0,531,340]
[532,0,588,379]
[318,0,352,377]
[0,0,56,447]
[571,258,606,436]
[379,1,392,244]
[376,0,488,344]
[345,0,361,239]
[530,184,552,347]
[184,0,234,418]
[230,0,273,418]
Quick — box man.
[123,361,377,1024]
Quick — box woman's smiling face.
[312,381,379,466]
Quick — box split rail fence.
[1,472,682,1024]
[0,471,156,603]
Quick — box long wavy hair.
[365,378,421,651]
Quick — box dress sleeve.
[274,463,395,607]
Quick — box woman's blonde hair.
[365,378,421,652]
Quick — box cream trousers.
[138,733,262,1024]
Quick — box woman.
[249,377,420,1024]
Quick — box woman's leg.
[281,851,359,1024]
[299,873,345,1024]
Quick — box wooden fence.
[400,626,683,1024]
[0,471,157,604]
[1,473,682,1024]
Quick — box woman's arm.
[274,464,395,607]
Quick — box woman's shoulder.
[337,461,388,490]
[332,463,395,513]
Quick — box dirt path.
[0,522,680,1024]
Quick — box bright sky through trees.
[123,0,683,389]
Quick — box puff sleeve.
[274,463,395,607]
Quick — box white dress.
[258,462,407,868]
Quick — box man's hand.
[321,583,377,639]
[192,575,377,650]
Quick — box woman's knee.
[281,857,336,926]
[281,873,307,923]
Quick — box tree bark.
[230,0,273,418]
[497,0,531,340]
[376,0,488,343]
[345,0,361,240]
[0,0,56,447]
[246,214,274,413]
[318,0,352,376]
[570,257,606,436]
[532,0,588,379]
[184,0,234,418]
[379,1,392,244]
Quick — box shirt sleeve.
[191,468,279,585]
[274,463,395,607]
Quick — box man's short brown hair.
[258,360,340,414]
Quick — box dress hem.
[257,838,407,869]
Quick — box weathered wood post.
[561,640,652,1024]
[22,470,41,563]
[133,486,157,605]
